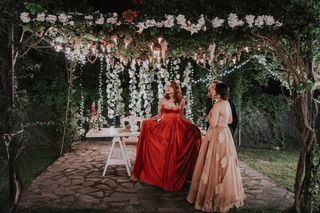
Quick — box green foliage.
[297,80,314,94]
[310,144,320,204]
[248,94,289,148]
[0,145,59,213]
[24,2,44,13]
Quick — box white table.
[86,128,139,176]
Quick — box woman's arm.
[227,101,233,124]
[209,103,220,128]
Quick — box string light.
[79,62,85,136]
[184,62,194,121]
[98,55,104,115]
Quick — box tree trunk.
[60,58,76,156]
[0,22,21,213]
[255,33,319,213]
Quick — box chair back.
[121,116,142,132]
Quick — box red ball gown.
[132,105,202,191]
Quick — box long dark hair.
[215,82,229,100]
[164,80,182,105]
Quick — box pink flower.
[122,9,138,23]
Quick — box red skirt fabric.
[132,108,202,191]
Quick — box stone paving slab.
[18,141,293,212]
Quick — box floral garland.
[128,60,140,116]
[20,11,282,35]
[171,58,181,82]
[138,60,154,118]
[105,57,124,126]
[155,62,169,100]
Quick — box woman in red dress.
[132,80,202,191]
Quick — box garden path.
[18,141,293,212]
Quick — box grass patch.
[0,145,60,212]
[237,147,299,192]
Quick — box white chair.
[121,116,142,145]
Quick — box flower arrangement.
[20,11,282,34]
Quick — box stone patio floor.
[18,141,293,212]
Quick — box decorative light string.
[98,56,104,116]
[217,56,254,77]
[168,59,174,80]
[79,62,85,135]
[253,54,290,89]
[183,62,194,121]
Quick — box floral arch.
[0,1,318,212]
[20,6,283,130]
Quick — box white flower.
[227,13,244,28]
[164,15,175,28]
[84,15,93,20]
[211,17,224,28]
[227,13,238,28]
[106,16,118,24]
[36,13,46,22]
[197,14,206,27]
[46,15,57,24]
[95,16,105,25]
[163,19,174,28]
[255,16,264,27]
[176,14,186,26]
[264,15,275,26]
[68,21,74,26]
[137,22,146,33]
[275,21,283,27]
[20,12,31,23]
[245,15,255,27]
[145,19,156,28]
[58,13,68,23]
[156,22,164,27]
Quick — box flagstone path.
[18,141,293,212]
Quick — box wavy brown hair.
[215,82,229,100]
[164,80,183,105]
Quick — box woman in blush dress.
[132,80,202,191]
[187,82,245,212]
